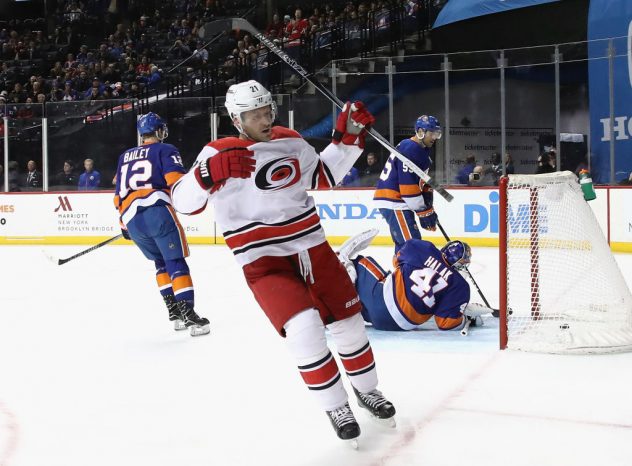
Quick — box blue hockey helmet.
[441,240,471,270]
[415,115,442,140]
[137,112,168,140]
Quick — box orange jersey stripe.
[165,171,183,187]
[394,269,431,325]
[358,257,386,281]
[118,188,168,214]
[395,210,412,240]
[374,188,402,201]
[166,205,189,257]
[399,183,422,196]
[435,315,464,330]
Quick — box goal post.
[499,171,632,354]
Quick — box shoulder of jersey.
[398,138,420,152]
[158,142,179,152]
[271,126,302,140]
[206,137,253,150]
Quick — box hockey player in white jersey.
[172,80,395,445]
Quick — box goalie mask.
[137,112,168,141]
[415,115,442,141]
[225,80,277,134]
[441,240,471,270]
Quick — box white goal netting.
[502,171,632,354]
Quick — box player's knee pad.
[284,308,329,363]
[164,257,189,280]
[326,313,368,354]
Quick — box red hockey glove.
[332,101,375,149]
[417,207,437,231]
[195,147,255,190]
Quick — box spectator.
[455,154,476,184]
[536,150,556,174]
[17,98,35,119]
[340,166,360,187]
[111,82,126,98]
[505,153,515,175]
[55,160,79,188]
[363,152,382,175]
[61,81,79,101]
[286,9,309,42]
[8,161,20,192]
[467,165,485,186]
[25,160,42,189]
[265,13,284,37]
[191,42,209,67]
[78,158,101,190]
[484,152,503,186]
[618,172,632,186]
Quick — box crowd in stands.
[0,0,428,113]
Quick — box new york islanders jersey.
[114,142,185,225]
[373,138,431,212]
[171,126,362,266]
[382,239,470,330]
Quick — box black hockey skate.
[163,294,186,331]
[177,301,210,336]
[353,387,396,427]
[326,402,361,448]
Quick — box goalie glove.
[332,101,375,149]
[195,147,255,191]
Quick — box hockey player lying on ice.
[337,229,492,332]
[171,80,395,446]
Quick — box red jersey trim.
[225,212,321,251]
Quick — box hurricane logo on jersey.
[255,157,301,191]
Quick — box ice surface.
[1,244,631,466]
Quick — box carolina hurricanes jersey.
[114,142,185,225]
[382,239,470,330]
[171,126,362,266]
[373,138,431,212]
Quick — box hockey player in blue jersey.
[338,229,491,332]
[374,115,442,254]
[114,112,210,336]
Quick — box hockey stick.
[436,221,500,317]
[45,234,123,265]
[198,18,454,203]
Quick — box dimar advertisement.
[1,186,627,251]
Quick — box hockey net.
[499,171,632,354]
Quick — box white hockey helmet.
[225,80,277,134]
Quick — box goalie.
[338,230,491,332]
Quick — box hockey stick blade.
[199,18,454,203]
[42,249,61,265]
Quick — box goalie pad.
[463,303,493,318]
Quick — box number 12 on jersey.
[118,160,153,198]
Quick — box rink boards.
[0,186,631,252]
